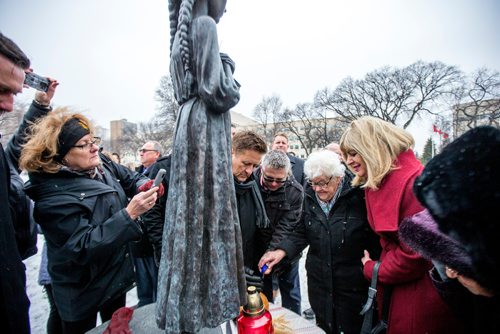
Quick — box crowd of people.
[2,26,499,334]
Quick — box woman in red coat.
[339,116,462,334]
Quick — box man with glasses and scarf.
[254,149,304,315]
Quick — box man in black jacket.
[142,154,171,266]
[0,32,57,333]
[144,131,271,291]
[132,140,163,306]
[231,131,270,286]
[254,149,304,315]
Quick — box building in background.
[110,119,138,165]
[453,98,500,137]
[94,125,110,150]
[235,113,343,159]
[230,110,259,128]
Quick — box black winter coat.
[142,155,171,265]
[0,102,48,333]
[234,174,271,273]
[253,167,304,251]
[279,174,381,334]
[0,145,31,334]
[288,154,305,186]
[25,156,146,321]
[130,164,155,258]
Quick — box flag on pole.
[433,124,448,138]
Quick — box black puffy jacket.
[278,174,381,334]
[25,156,146,321]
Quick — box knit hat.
[56,117,90,162]
[413,125,500,292]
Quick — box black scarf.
[234,178,270,229]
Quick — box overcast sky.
[1,0,499,151]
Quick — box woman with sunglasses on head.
[339,116,462,334]
[19,108,163,334]
[259,149,380,334]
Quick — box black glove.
[244,266,264,291]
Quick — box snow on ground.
[25,236,310,333]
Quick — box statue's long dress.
[155,15,246,333]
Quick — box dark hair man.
[144,131,269,292]
[231,131,270,289]
[254,149,304,315]
[1,32,58,333]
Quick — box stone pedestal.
[86,304,223,334]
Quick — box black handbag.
[360,261,391,334]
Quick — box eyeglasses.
[138,149,158,154]
[307,176,333,189]
[73,137,101,150]
[262,174,288,184]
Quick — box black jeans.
[45,284,63,334]
[61,294,126,334]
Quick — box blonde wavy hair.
[20,107,94,173]
[339,116,414,190]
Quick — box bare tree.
[278,103,344,156]
[252,94,282,143]
[314,61,463,128]
[452,68,500,133]
[113,75,178,159]
[155,74,180,127]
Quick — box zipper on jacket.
[341,221,347,245]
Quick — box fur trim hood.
[413,126,500,292]
[400,209,475,278]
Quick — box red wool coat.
[363,150,463,334]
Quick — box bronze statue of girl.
[156,1,246,333]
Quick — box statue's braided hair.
[168,0,196,102]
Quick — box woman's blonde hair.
[20,107,94,173]
[339,116,414,190]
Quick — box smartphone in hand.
[153,169,167,187]
[24,72,50,92]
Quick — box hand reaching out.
[258,249,286,275]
